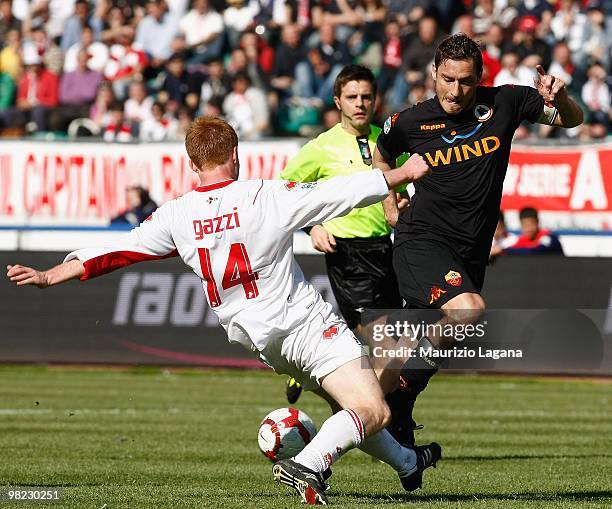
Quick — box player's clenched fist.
[309,224,337,254]
[402,153,431,182]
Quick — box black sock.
[398,336,441,396]
[386,337,441,431]
[385,389,416,425]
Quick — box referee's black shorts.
[393,238,486,309]
[325,235,402,329]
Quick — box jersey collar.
[195,179,235,192]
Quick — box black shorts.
[393,238,486,309]
[325,235,402,329]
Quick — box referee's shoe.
[286,377,302,404]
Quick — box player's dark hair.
[185,117,238,170]
[333,64,377,98]
[434,34,483,78]
[519,207,539,221]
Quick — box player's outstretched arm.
[63,203,177,281]
[273,150,430,232]
[382,153,430,189]
[534,65,583,128]
[6,259,85,288]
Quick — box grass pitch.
[0,366,610,508]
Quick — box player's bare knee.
[444,293,486,325]
[365,399,391,435]
[379,400,391,429]
[463,295,485,323]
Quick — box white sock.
[293,409,364,473]
[359,429,417,477]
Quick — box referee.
[280,65,403,403]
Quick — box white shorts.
[258,302,366,391]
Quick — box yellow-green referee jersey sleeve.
[279,139,323,183]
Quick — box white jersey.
[65,170,389,351]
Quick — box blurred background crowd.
[0,0,609,142]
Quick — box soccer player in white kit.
[6,117,440,505]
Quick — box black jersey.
[377,85,544,266]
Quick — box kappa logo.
[474,103,493,122]
[323,325,339,340]
[429,285,447,305]
[421,123,446,131]
[445,270,462,287]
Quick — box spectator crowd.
[0,0,609,142]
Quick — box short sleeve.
[376,111,406,164]
[513,85,545,125]
[279,140,322,183]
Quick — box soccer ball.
[257,407,317,462]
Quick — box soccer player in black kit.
[373,34,583,451]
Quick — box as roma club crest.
[474,103,493,122]
[445,270,462,287]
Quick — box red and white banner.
[502,142,612,229]
[0,140,610,229]
[0,140,301,224]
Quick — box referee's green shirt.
[280,123,391,239]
